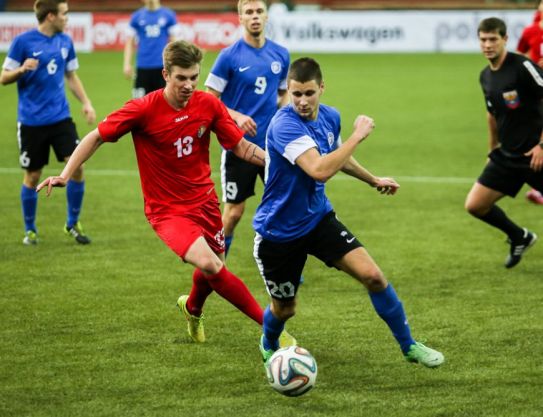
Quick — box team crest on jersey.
[327,132,334,147]
[158,17,166,26]
[61,48,68,60]
[271,61,281,74]
[502,90,520,109]
[197,125,207,138]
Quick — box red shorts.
[148,197,225,259]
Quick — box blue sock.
[369,284,415,354]
[21,184,38,232]
[66,179,85,228]
[224,235,233,257]
[262,305,285,351]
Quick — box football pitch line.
[0,167,473,184]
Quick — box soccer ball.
[266,346,317,397]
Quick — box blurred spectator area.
[4,0,535,12]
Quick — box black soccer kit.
[478,52,543,196]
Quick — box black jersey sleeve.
[519,59,543,99]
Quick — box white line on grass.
[0,167,474,184]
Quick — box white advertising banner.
[267,10,534,53]
[0,12,93,52]
[0,10,535,53]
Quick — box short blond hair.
[237,0,268,15]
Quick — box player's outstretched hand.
[525,143,543,172]
[235,114,257,137]
[374,177,399,195]
[353,115,375,142]
[36,176,68,196]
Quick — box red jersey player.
[518,4,543,67]
[37,40,295,346]
[518,2,543,204]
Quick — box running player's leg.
[254,233,304,359]
[150,211,263,325]
[312,212,444,367]
[19,123,47,244]
[184,237,263,324]
[466,162,536,267]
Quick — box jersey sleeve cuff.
[283,135,317,165]
[2,56,21,70]
[204,73,228,93]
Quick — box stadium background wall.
[0,9,534,53]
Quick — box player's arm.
[65,71,96,124]
[0,58,39,85]
[206,86,257,137]
[295,115,374,183]
[123,35,136,79]
[37,129,104,195]
[230,137,265,167]
[341,157,399,195]
[486,112,499,151]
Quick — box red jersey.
[517,23,543,66]
[98,89,244,216]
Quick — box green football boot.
[405,342,444,368]
[177,295,205,343]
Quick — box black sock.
[479,205,524,241]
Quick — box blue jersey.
[2,29,77,126]
[253,104,342,242]
[128,7,177,69]
[204,38,289,148]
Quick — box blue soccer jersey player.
[205,0,289,256]
[123,0,178,98]
[254,57,445,368]
[1,0,96,245]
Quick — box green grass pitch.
[0,51,542,417]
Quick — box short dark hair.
[163,40,203,73]
[288,57,323,85]
[34,0,65,23]
[478,17,507,37]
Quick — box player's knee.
[275,306,295,321]
[223,205,244,226]
[24,170,42,188]
[272,300,296,321]
[198,257,224,276]
[465,199,488,217]
[363,269,387,292]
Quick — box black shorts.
[253,211,363,300]
[221,149,265,203]
[18,118,79,171]
[478,149,543,197]
[133,68,165,98]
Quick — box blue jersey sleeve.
[5,35,25,68]
[269,114,316,165]
[65,38,78,72]
[206,49,233,92]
